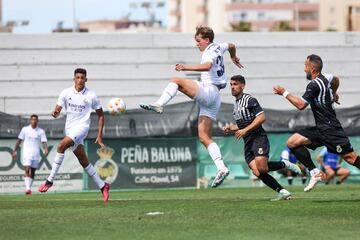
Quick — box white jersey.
[200,42,229,86]
[57,86,102,130]
[18,125,47,161]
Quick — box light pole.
[294,0,299,31]
[72,0,77,32]
[0,0,3,27]
[129,1,165,28]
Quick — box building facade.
[320,0,360,31]
[168,0,319,32]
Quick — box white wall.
[0,32,359,116]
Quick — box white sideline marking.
[146,212,164,216]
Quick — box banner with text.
[0,139,83,193]
[87,138,197,189]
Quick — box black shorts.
[297,127,353,155]
[243,134,270,164]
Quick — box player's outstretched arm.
[175,62,212,72]
[235,112,266,140]
[51,105,62,118]
[228,43,244,68]
[95,108,105,148]
[273,85,308,110]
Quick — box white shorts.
[194,82,221,121]
[65,126,89,151]
[23,158,39,169]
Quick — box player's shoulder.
[306,80,320,89]
[244,93,257,102]
[21,125,30,131]
[37,127,45,133]
[84,87,98,98]
[60,87,73,95]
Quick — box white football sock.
[155,82,178,106]
[310,168,320,177]
[85,164,105,189]
[24,177,31,190]
[29,178,33,189]
[207,142,226,170]
[47,153,65,182]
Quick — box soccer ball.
[107,98,126,116]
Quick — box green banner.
[86,138,197,189]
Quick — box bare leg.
[336,167,350,184]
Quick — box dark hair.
[231,75,246,84]
[30,114,38,120]
[74,68,87,76]
[307,54,323,73]
[195,25,214,42]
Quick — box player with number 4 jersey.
[140,26,243,188]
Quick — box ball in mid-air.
[107,98,126,116]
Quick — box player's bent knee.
[170,77,181,84]
[286,138,298,149]
[251,169,260,177]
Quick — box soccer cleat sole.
[211,171,230,188]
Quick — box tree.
[272,21,294,32]
[231,21,252,32]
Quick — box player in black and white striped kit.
[224,75,301,201]
[274,54,360,192]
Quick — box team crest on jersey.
[258,148,263,155]
[83,97,89,104]
[336,145,342,153]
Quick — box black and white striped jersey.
[302,74,342,129]
[233,93,266,136]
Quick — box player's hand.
[273,85,285,95]
[223,125,231,135]
[333,92,340,105]
[175,63,185,71]
[12,150,17,160]
[235,129,247,140]
[51,111,60,118]
[95,137,106,148]
[231,56,244,68]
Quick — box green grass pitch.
[0,185,359,240]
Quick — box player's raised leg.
[287,133,325,192]
[140,77,199,113]
[73,145,109,202]
[38,137,73,192]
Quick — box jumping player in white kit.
[12,114,48,195]
[38,68,110,202]
[140,26,243,188]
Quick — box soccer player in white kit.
[140,26,243,188]
[38,68,110,202]
[12,114,48,195]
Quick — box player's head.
[195,25,214,51]
[230,75,246,97]
[305,54,323,80]
[30,114,38,128]
[73,68,87,90]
